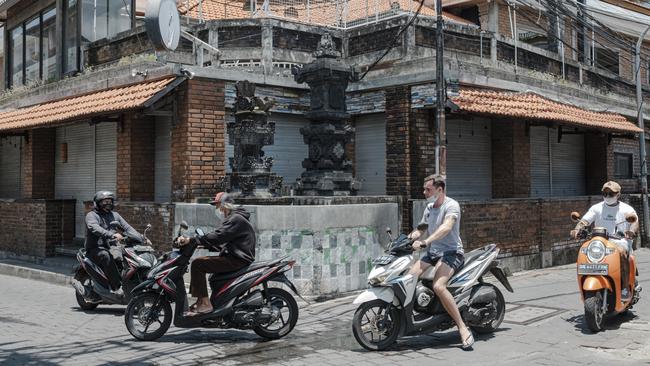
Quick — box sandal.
[188,303,199,312]
[461,331,475,350]
[184,308,212,317]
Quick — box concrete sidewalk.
[0,253,77,287]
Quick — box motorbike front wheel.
[125,292,172,341]
[584,291,605,333]
[352,299,401,351]
[74,272,99,311]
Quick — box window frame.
[613,152,634,179]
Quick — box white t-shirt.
[418,196,463,256]
[582,200,636,252]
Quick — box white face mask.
[604,196,618,206]
[426,190,440,204]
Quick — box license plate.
[372,255,396,265]
[578,263,608,275]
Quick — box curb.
[0,262,73,287]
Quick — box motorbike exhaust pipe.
[71,279,89,297]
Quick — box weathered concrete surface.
[1,249,649,365]
[175,202,400,297]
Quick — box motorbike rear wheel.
[471,284,506,334]
[253,288,299,339]
[125,292,172,341]
[74,272,99,311]
[584,291,604,333]
[352,299,401,351]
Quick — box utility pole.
[435,0,446,176]
[636,25,650,246]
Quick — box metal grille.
[184,0,429,29]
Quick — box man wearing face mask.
[406,174,473,350]
[570,181,638,300]
[177,192,255,315]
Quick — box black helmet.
[93,191,116,211]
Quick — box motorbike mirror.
[385,227,392,235]
[625,213,637,224]
[570,212,581,223]
[180,221,189,230]
[146,223,152,230]
[195,228,205,237]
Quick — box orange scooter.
[571,212,641,332]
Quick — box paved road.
[2,250,650,365]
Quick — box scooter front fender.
[353,287,395,305]
[582,276,612,292]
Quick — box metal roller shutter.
[446,118,492,200]
[0,136,22,198]
[531,126,551,197]
[530,126,586,197]
[95,122,117,192]
[225,113,309,188]
[155,116,172,202]
[354,113,386,195]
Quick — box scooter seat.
[208,258,283,282]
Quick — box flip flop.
[188,303,199,312]
[184,308,213,317]
[461,332,475,350]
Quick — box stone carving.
[216,80,282,197]
[293,32,361,196]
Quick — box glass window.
[65,0,79,73]
[82,0,108,43]
[9,26,23,87]
[108,0,131,38]
[25,16,40,84]
[614,153,633,179]
[42,8,57,82]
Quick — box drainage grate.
[504,303,568,326]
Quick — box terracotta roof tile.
[178,0,473,26]
[0,77,177,132]
[451,89,641,133]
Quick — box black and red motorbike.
[72,222,158,310]
[124,221,301,341]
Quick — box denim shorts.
[421,250,465,272]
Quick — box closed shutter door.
[95,123,117,192]
[0,136,22,198]
[530,126,551,197]
[225,113,309,187]
[55,123,96,238]
[552,132,586,196]
[446,118,492,199]
[155,116,172,202]
[355,113,386,195]
[530,126,586,197]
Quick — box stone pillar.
[386,85,412,230]
[491,119,530,198]
[21,128,56,199]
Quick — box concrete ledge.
[0,262,73,287]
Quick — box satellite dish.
[145,0,181,51]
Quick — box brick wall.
[273,28,342,52]
[217,26,262,48]
[172,78,226,201]
[115,202,175,252]
[21,128,55,199]
[385,85,412,230]
[0,200,74,257]
[608,136,640,193]
[85,29,154,66]
[117,114,156,201]
[410,109,436,196]
[491,119,530,198]
[348,27,401,56]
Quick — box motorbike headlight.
[587,240,606,263]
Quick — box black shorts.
[421,251,465,272]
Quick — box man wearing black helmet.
[85,191,147,297]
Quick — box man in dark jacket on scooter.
[177,192,255,315]
[85,191,147,297]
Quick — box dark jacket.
[84,209,142,252]
[200,208,256,264]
